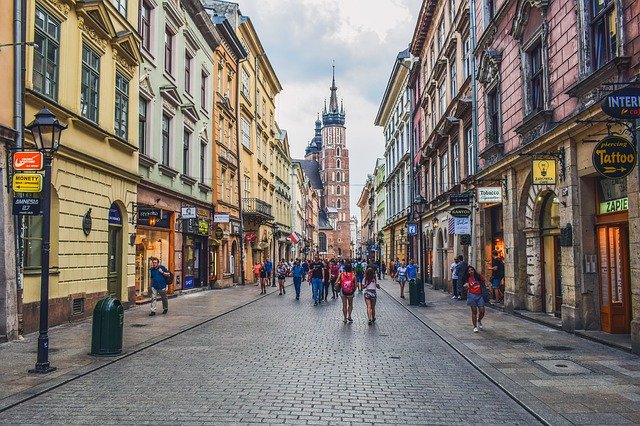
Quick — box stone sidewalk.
[381,279,640,425]
[0,281,285,411]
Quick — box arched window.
[319,232,327,252]
[338,248,342,256]
[336,147,341,156]
[336,171,341,182]
[336,159,341,169]
[336,185,341,195]
[337,199,341,209]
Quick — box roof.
[374,48,410,126]
[293,159,323,190]
[318,210,333,230]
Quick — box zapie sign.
[601,87,640,119]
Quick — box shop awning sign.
[477,187,502,203]
[450,208,472,217]
[601,87,640,119]
[532,159,557,185]
[592,136,637,179]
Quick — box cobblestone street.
[0,281,537,425]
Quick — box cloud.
[237,0,419,216]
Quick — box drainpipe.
[236,56,247,285]
[469,0,479,268]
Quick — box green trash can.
[91,296,124,356]
[409,279,420,306]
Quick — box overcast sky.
[236,0,420,217]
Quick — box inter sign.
[601,87,640,119]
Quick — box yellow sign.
[532,159,556,185]
[12,173,43,193]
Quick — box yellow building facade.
[21,0,140,332]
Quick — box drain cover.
[534,359,590,374]
[390,356,401,360]
[509,338,530,344]
[543,345,573,351]
[130,324,148,328]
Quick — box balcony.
[242,198,274,224]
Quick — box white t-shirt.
[364,278,377,290]
[397,266,407,280]
[451,262,458,279]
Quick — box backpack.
[355,263,364,275]
[341,273,356,294]
[165,271,174,285]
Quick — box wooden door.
[598,224,631,333]
[107,225,122,298]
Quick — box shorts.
[342,291,355,297]
[491,277,501,289]
[278,275,286,280]
[363,289,377,300]
[466,292,485,307]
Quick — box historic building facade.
[305,69,351,259]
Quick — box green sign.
[214,226,223,239]
[599,197,628,214]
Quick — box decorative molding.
[139,74,155,98]
[162,99,177,116]
[477,49,502,85]
[113,50,136,77]
[45,0,70,18]
[77,17,108,52]
[511,0,549,40]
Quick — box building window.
[262,99,266,118]
[162,114,170,166]
[256,132,261,158]
[449,0,456,23]
[466,126,476,176]
[200,142,206,183]
[437,18,445,51]
[241,68,249,97]
[139,97,148,155]
[114,0,127,16]
[81,45,100,123]
[33,7,60,100]
[336,171,341,182]
[486,87,500,144]
[440,152,449,193]
[185,53,192,94]
[431,161,438,198]
[486,0,495,23]
[241,118,251,149]
[114,73,129,139]
[319,233,327,252]
[438,80,446,118]
[24,216,43,269]
[337,199,341,209]
[463,36,471,79]
[201,71,208,110]
[450,59,457,98]
[452,140,460,185]
[527,42,544,112]
[337,185,341,195]
[218,116,224,143]
[139,1,151,51]
[164,28,173,75]
[217,66,223,93]
[336,159,341,169]
[591,0,617,70]
[336,147,341,156]
[183,129,191,176]
[244,175,250,200]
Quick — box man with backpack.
[308,255,324,306]
[455,255,468,300]
[149,257,170,316]
[355,261,365,288]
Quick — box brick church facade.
[305,68,351,259]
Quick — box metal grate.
[72,298,84,316]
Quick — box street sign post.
[12,197,42,216]
[12,173,43,193]
[13,151,43,171]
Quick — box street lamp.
[413,195,428,306]
[26,108,66,374]
[431,217,439,229]
[271,222,278,287]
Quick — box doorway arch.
[107,202,125,299]
[538,192,561,316]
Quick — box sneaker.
[314,302,318,306]
[162,309,168,315]
[149,312,156,316]
[296,296,300,300]
[348,317,353,322]
[368,320,372,325]
[283,290,286,295]
[372,318,376,323]
[473,327,478,333]
[279,293,282,296]
[478,321,483,329]
[451,296,457,299]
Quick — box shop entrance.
[107,204,123,299]
[231,240,237,283]
[539,194,561,316]
[597,222,631,333]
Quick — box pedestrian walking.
[301,258,309,283]
[277,260,287,296]
[450,257,460,299]
[455,255,468,300]
[322,260,331,301]
[355,260,365,288]
[363,267,380,325]
[149,257,169,316]
[337,263,357,322]
[308,255,324,306]
[489,250,504,302]
[461,265,488,333]
[396,261,407,299]
[259,262,268,294]
[265,258,274,287]
[381,261,386,279]
[329,259,341,299]
[291,260,305,300]
[253,262,262,285]
[406,259,417,285]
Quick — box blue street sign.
[407,223,418,235]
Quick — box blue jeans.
[312,278,323,303]
[293,276,302,297]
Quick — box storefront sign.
[13,151,43,171]
[181,207,196,219]
[198,220,209,236]
[12,173,42,193]
[532,159,557,185]
[601,87,640,119]
[231,221,241,235]
[196,207,209,218]
[214,226,224,239]
[12,197,42,216]
[477,187,502,203]
[449,193,470,206]
[407,223,418,235]
[592,136,637,179]
[599,197,629,214]
[450,208,472,217]
[138,208,169,228]
[214,213,230,223]
[82,209,92,236]
[184,276,194,289]
[244,232,257,242]
[108,207,122,225]
[453,217,471,234]
[460,234,472,245]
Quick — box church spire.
[329,62,339,113]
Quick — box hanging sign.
[214,213,230,223]
[601,87,640,119]
[198,220,209,236]
[599,197,629,214]
[214,226,224,239]
[12,173,42,193]
[12,197,42,216]
[449,193,470,206]
[477,187,502,203]
[181,207,196,219]
[532,159,557,185]
[460,234,472,245]
[407,223,418,235]
[453,217,471,234]
[13,151,43,171]
[451,208,472,217]
[108,207,122,225]
[592,136,637,179]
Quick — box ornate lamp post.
[413,195,428,306]
[26,108,66,374]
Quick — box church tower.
[306,65,351,258]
